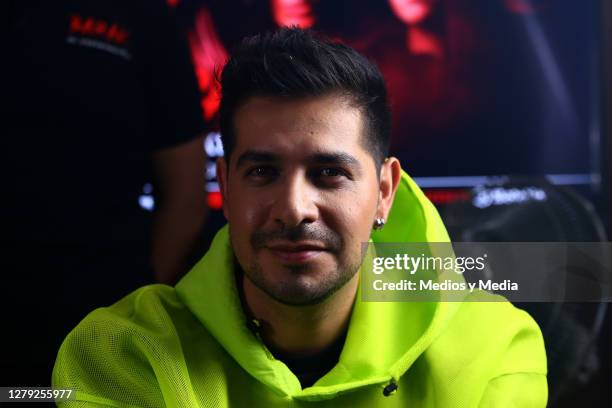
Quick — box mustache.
[251,224,342,252]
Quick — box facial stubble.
[231,224,365,306]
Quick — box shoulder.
[52,284,200,407]
[72,284,187,336]
[416,293,548,406]
[432,291,547,377]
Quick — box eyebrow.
[235,150,362,170]
[235,151,281,169]
[308,152,361,172]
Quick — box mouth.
[265,242,328,263]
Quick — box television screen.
[179,0,602,206]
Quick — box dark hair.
[218,27,391,169]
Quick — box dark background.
[4,0,612,406]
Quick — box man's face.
[218,94,381,306]
[388,0,437,25]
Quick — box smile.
[266,243,327,263]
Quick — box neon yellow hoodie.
[53,172,547,407]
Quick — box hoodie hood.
[175,171,461,401]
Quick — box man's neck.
[240,273,359,358]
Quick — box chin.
[268,284,334,306]
[254,267,338,306]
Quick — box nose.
[271,172,319,229]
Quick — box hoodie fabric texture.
[53,172,548,407]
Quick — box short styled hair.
[218,27,391,169]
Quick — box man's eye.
[319,168,344,177]
[246,166,277,179]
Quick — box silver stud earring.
[373,218,386,230]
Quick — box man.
[53,28,547,406]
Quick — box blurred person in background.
[5,0,208,385]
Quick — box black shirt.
[268,330,347,388]
[6,0,205,244]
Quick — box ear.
[216,157,230,220]
[377,157,401,221]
